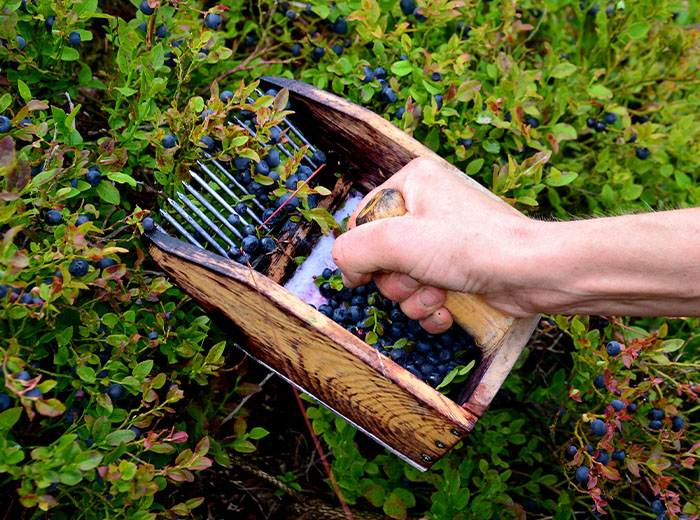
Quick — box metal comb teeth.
[159,88,322,265]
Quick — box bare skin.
[331,157,700,334]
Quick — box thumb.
[331,215,421,288]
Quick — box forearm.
[511,209,700,316]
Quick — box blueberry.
[65,407,82,424]
[651,500,664,515]
[268,126,281,144]
[610,400,625,412]
[106,383,124,400]
[648,408,665,421]
[594,449,610,465]
[201,108,215,121]
[362,66,374,82]
[233,156,250,170]
[332,43,343,56]
[16,36,26,51]
[199,136,215,152]
[332,308,347,324]
[413,7,427,22]
[331,17,348,34]
[312,150,326,164]
[628,133,638,143]
[129,426,143,439]
[590,419,606,436]
[68,31,81,45]
[244,35,256,47]
[612,449,625,461]
[374,67,387,80]
[627,402,637,413]
[260,236,275,253]
[97,370,108,379]
[25,388,43,398]
[19,293,33,304]
[671,416,684,432]
[70,178,78,188]
[155,24,167,38]
[456,21,470,38]
[148,331,158,341]
[291,43,302,56]
[162,134,177,149]
[606,340,621,356]
[389,349,406,362]
[0,393,10,412]
[649,420,663,431]
[524,116,539,128]
[286,9,296,18]
[381,87,398,103]
[400,0,415,15]
[636,147,651,160]
[255,160,270,175]
[574,466,589,484]
[0,116,10,133]
[426,373,442,387]
[138,21,147,32]
[205,13,221,29]
[69,259,90,277]
[139,0,154,14]
[45,209,63,225]
[46,16,56,30]
[420,363,435,376]
[593,375,605,389]
[604,112,618,125]
[0,285,7,300]
[85,168,101,187]
[242,225,256,237]
[96,258,117,271]
[241,236,260,254]
[15,371,31,381]
[431,71,442,82]
[594,120,607,132]
[310,46,325,62]
[586,117,596,128]
[504,112,512,122]
[266,149,281,168]
[285,174,299,190]
[76,214,92,226]
[142,217,155,231]
[395,107,405,120]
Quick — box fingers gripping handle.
[355,189,407,225]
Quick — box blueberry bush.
[0,0,699,518]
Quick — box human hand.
[332,157,538,333]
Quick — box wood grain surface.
[145,228,479,469]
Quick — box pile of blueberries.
[313,268,480,389]
[160,87,329,267]
[585,112,651,159]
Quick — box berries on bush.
[636,147,651,160]
[106,383,124,400]
[431,71,442,82]
[604,112,618,124]
[199,136,215,152]
[220,90,233,103]
[648,408,665,421]
[291,43,302,56]
[139,0,154,15]
[0,393,10,412]
[76,214,92,226]
[651,500,665,515]
[594,449,610,465]
[649,420,663,431]
[575,466,590,484]
[68,31,81,45]
[155,24,167,38]
[45,209,63,225]
[142,217,155,231]
[593,374,605,389]
[610,399,625,412]
[400,0,415,15]
[0,115,10,133]
[566,445,578,459]
[85,167,101,187]
[413,7,427,22]
[612,449,626,461]
[148,331,158,341]
[605,340,621,356]
[671,415,684,432]
[331,17,348,34]
[162,134,177,148]
[590,419,606,436]
[96,257,117,271]
[69,259,90,277]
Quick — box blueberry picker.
[142,77,539,471]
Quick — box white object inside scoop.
[283,191,364,307]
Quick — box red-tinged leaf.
[194,436,210,457]
[27,100,49,111]
[546,134,559,154]
[34,398,66,417]
[621,354,633,368]
[37,494,59,511]
[569,387,582,403]
[8,250,29,274]
[7,159,30,192]
[19,494,38,508]
[189,457,213,471]
[185,497,205,509]
[0,191,19,200]
[148,443,175,454]
[626,458,640,476]
[170,431,188,443]
[102,263,126,281]
[0,136,15,169]
[599,465,620,480]
[587,475,598,489]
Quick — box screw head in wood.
[420,453,433,462]
[435,440,446,449]
[450,428,462,437]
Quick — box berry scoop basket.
[142,77,539,470]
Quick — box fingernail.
[428,310,449,328]
[397,274,421,292]
[418,289,441,308]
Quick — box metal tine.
[167,197,228,257]
[182,180,243,240]
[251,90,320,155]
[160,209,204,249]
[197,158,267,228]
[187,169,249,237]
[175,192,237,250]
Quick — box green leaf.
[74,451,102,471]
[466,159,484,177]
[390,60,412,77]
[627,22,650,40]
[105,429,137,446]
[106,172,137,187]
[482,140,500,154]
[551,63,576,78]
[621,182,643,201]
[61,47,81,61]
[588,84,613,100]
[0,93,12,112]
[59,470,83,486]
[248,427,269,440]
[658,339,684,353]
[17,80,31,102]
[133,360,153,379]
[0,407,22,430]
[383,491,407,519]
[77,365,96,383]
[96,181,120,204]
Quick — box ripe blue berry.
[612,449,626,461]
[524,116,539,128]
[148,331,158,341]
[142,217,155,231]
[0,116,10,133]
[331,17,348,34]
[69,259,90,277]
[610,399,625,412]
[594,449,610,465]
[590,419,606,436]
[395,107,405,120]
[162,134,177,148]
[65,407,82,424]
[594,120,607,132]
[15,371,31,381]
[241,236,260,254]
[310,46,325,62]
[431,71,442,81]
[433,94,443,109]
[636,147,650,160]
[205,13,221,29]
[260,236,275,253]
[671,415,684,432]
[286,9,296,19]
[46,16,56,30]
[312,150,326,164]
[85,168,101,187]
[649,420,663,431]
[16,36,26,51]
[220,90,233,103]
[606,340,621,356]
[628,133,638,143]
[593,374,605,389]
[96,258,116,271]
[25,388,42,398]
[129,425,143,438]
[291,43,302,56]
[651,500,664,515]
[76,214,92,226]
[68,31,81,45]
[413,7,427,22]
[0,393,10,411]
[400,0,415,15]
[586,117,596,128]
[381,87,398,103]
[139,1,154,15]
[331,43,343,56]
[374,66,388,80]
[199,136,215,152]
[604,112,618,124]
[266,148,281,168]
[45,209,63,225]
[457,21,470,38]
[627,402,637,413]
[19,293,33,304]
[106,383,124,400]
[155,24,167,38]
[201,108,215,121]
[648,408,665,421]
[566,445,578,458]
[575,466,589,484]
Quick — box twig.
[221,371,274,424]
